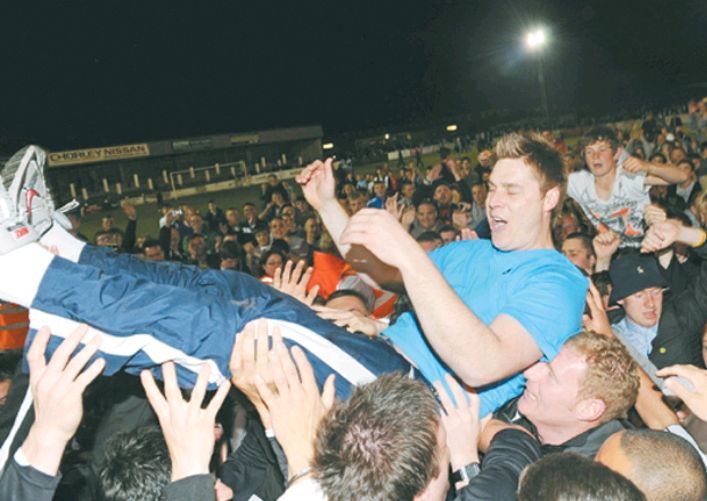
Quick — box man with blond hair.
[298,132,587,415]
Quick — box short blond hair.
[495,132,565,194]
[565,331,640,423]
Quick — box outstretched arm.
[21,325,105,476]
[642,222,707,353]
[252,323,335,481]
[141,362,230,482]
[623,157,689,186]
[297,159,403,291]
[1,325,105,501]
[592,230,620,272]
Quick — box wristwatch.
[451,462,481,484]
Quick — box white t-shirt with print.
[567,166,650,248]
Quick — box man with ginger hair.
[495,330,640,458]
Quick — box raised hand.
[644,204,667,227]
[253,332,335,475]
[229,319,276,428]
[385,196,404,222]
[22,325,106,475]
[296,159,337,211]
[140,362,230,481]
[641,220,681,253]
[433,374,481,470]
[592,230,620,269]
[401,206,416,230]
[582,280,612,336]
[426,163,443,182]
[121,201,137,220]
[272,260,319,306]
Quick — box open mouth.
[489,216,508,232]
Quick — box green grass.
[79,148,479,239]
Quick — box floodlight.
[446,124,458,132]
[322,142,334,150]
[525,29,546,51]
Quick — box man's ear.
[575,398,606,422]
[613,146,623,162]
[543,186,561,213]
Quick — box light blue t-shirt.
[383,240,588,416]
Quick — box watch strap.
[451,462,481,484]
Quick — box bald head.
[597,430,707,501]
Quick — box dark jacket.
[665,183,702,212]
[220,411,286,501]
[659,252,699,297]
[649,238,707,369]
[456,428,541,501]
[165,474,215,501]
[494,397,632,458]
[0,455,61,501]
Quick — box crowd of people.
[0,100,706,501]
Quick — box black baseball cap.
[608,254,668,304]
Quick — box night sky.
[1,0,706,150]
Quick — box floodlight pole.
[536,53,550,122]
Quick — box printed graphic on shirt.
[568,168,649,248]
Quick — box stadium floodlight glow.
[322,142,334,150]
[384,133,390,140]
[525,28,546,51]
[446,124,458,132]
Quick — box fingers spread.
[74,357,106,392]
[60,333,102,385]
[46,324,90,378]
[162,361,182,404]
[207,379,232,417]
[189,363,212,410]
[141,368,168,416]
[291,346,317,392]
[27,326,52,381]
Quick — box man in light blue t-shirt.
[299,132,588,416]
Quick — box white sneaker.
[0,146,54,254]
